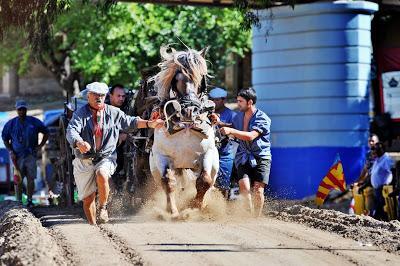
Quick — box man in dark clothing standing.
[107,84,128,188]
[2,100,49,207]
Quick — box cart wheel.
[59,116,75,206]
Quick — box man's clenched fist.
[76,140,91,154]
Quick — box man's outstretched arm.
[220,127,260,142]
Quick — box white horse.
[149,46,219,217]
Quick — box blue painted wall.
[252,1,379,199]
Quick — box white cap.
[86,82,109,95]
[209,87,227,99]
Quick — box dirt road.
[17,204,397,266]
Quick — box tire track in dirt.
[32,207,139,266]
[9,202,400,266]
[98,224,144,265]
[234,222,359,265]
[47,227,80,266]
[102,214,399,266]
[241,217,400,265]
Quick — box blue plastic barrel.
[252,1,379,199]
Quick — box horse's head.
[170,70,202,122]
[151,46,210,123]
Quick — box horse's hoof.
[189,200,202,210]
[171,211,180,220]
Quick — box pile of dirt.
[0,201,67,265]
[268,205,400,254]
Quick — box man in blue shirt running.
[209,87,236,198]
[2,100,49,207]
[219,88,272,217]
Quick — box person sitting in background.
[388,161,400,220]
[370,142,393,220]
[356,134,379,185]
[209,87,236,199]
[350,134,379,214]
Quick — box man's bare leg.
[83,192,96,225]
[96,169,110,223]
[239,176,254,214]
[96,169,110,208]
[253,181,266,217]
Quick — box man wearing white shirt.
[370,142,393,220]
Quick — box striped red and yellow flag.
[315,154,346,206]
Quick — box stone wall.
[0,64,63,97]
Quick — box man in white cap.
[2,100,49,207]
[208,87,236,198]
[66,82,164,225]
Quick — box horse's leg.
[150,151,179,217]
[162,169,179,218]
[192,148,219,209]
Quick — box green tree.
[57,3,251,90]
[0,0,115,56]
[0,0,115,92]
[0,0,289,55]
[2,2,251,94]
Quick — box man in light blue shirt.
[370,142,393,220]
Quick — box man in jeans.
[219,87,272,217]
[67,82,163,225]
[2,100,49,207]
[209,87,236,198]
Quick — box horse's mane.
[149,45,208,101]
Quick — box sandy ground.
[1,192,400,266]
[269,205,400,254]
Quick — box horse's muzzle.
[181,105,201,122]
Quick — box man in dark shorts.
[220,87,271,217]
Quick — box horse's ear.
[199,47,209,58]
